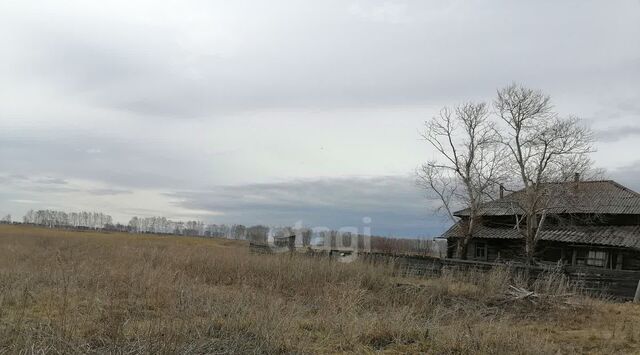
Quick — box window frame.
[474,241,487,260]
[575,249,608,268]
[586,250,607,267]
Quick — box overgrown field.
[1,225,640,354]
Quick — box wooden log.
[617,253,624,270]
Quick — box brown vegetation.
[1,224,640,354]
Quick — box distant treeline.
[23,210,112,229]
[19,209,275,242]
[12,209,441,255]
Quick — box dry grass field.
[2,224,640,354]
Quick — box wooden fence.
[248,244,640,300]
[360,252,640,300]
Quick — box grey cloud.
[0,174,70,189]
[0,133,197,189]
[617,96,640,115]
[88,188,133,196]
[610,162,640,193]
[34,177,68,185]
[24,185,80,194]
[4,1,639,118]
[0,175,30,184]
[596,126,640,142]
[0,1,639,232]
[8,174,29,181]
[167,175,449,237]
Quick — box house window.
[475,242,486,260]
[575,249,608,268]
[586,250,607,267]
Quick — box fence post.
[634,280,640,303]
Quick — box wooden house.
[443,179,640,270]
[273,234,296,251]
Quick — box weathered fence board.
[361,252,640,300]
[248,245,640,300]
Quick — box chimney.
[499,184,505,199]
[574,173,580,183]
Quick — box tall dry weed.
[0,225,637,354]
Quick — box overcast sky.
[1,0,639,237]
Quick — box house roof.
[454,180,640,217]
[273,235,295,240]
[443,223,640,249]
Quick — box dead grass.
[1,224,640,354]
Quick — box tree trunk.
[524,214,536,265]
[455,237,470,260]
[524,241,532,265]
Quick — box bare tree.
[495,84,595,264]
[418,103,505,259]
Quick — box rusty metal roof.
[443,223,640,249]
[454,180,640,217]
